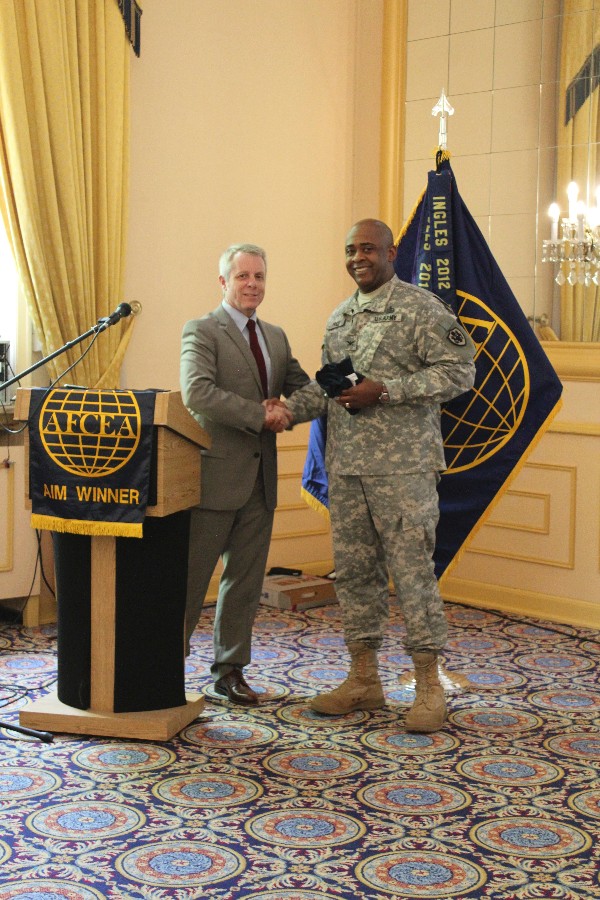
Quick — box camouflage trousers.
[328,472,448,652]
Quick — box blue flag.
[395,156,562,577]
[301,156,563,579]
[301,414,330,516]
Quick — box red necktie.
[246,319,268,397]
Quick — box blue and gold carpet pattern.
[0,600,599,898]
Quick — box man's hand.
[262,398,293,432]
[336,378,383,411]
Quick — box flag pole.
[432,89,454,167]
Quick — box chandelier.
[542,181,600,286]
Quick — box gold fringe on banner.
[116,0,142,56]
[300,487,330,521]
[31,514,143,538]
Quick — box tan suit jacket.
[180,304,310,510]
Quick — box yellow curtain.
[0,0,134,388]
[557,0,600,341]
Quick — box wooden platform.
[19,693,206,741]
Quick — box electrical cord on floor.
[0,686,29,706]
[0,682,55,743]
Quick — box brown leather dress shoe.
[214,669,259,705]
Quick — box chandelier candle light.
[542,181,600,286]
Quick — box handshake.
[262,398,293,433]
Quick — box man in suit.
[180,243,308,704]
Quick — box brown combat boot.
[404,651,447,733]
[310,642,385,715]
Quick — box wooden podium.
[15,388,211,740]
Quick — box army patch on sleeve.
[447,327,467,346]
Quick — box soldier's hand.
[337,379,384,410]
[262,398,293,432]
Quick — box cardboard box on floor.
[261,574,337,610]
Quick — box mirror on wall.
[536,0,600,343]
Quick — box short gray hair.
[219,244,267,280]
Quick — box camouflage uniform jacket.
[286,275,476,475]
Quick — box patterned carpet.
[0,598,599,899]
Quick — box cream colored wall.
[124,0,383,389]
[121,0,384,578]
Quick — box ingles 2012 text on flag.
[302,156,563,579]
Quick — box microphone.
[97,302,133,329]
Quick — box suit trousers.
[186,469,273,679]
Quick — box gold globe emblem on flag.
[441,290,530,473]
[39,389,142,477]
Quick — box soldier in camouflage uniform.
[284,219,476,732]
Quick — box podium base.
[19,693,206,741]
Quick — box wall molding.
[549,421,600,436]
[379,0,408,234]
[485,489,550,534]
[277,443,308,453]
[457,461,577,569]
[271,527,330,541]
[441,575,600,630]
[542,342,600,381]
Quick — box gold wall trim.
[277,444,308,453]
[0,463,15,573]
[549,421,600,436]
[271,527,330,541]
[380,0,408,234]
[466,462,576,569]
[441,575,600,630]
[485,489,550,534]
[542,341,600,381]
[276,502,310,513]
[466,546,574,569]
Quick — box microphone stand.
[1,314,120,394]
[0,311,128,742]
